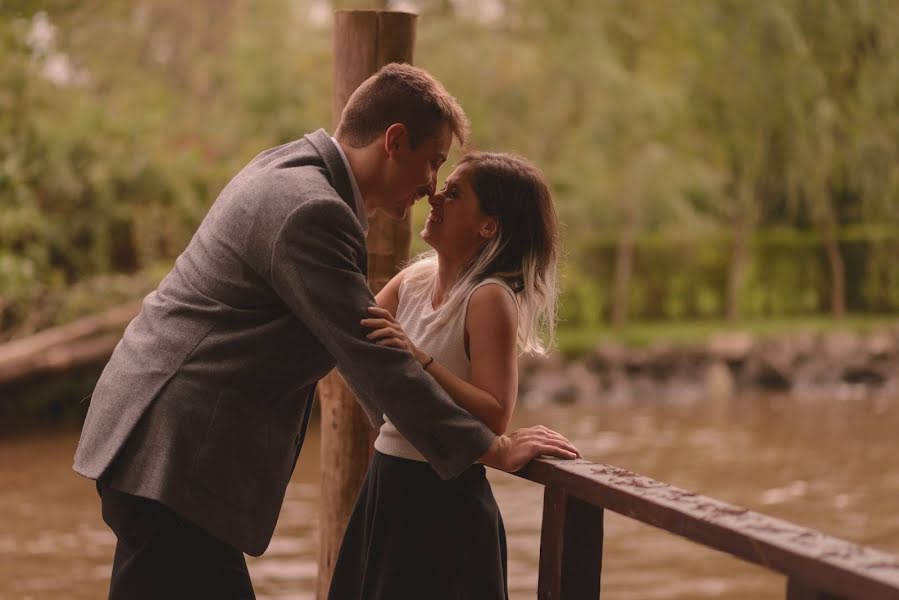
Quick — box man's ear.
[480,217,499,239]
[384,123,407,158]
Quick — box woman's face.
[421,162,496,261]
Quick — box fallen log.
[0,302,140,385]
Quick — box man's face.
[381,122,452,220]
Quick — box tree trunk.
[726,218,750,322]
[821,218,846,319]
[316,11,416,600]
[726,231,746,322]
[611,202,635,328]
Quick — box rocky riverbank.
[520,325,899,407]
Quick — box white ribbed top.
[373,275,516,462]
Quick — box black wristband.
[422,355,435,370]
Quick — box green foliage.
[1,1,898,340]
[570,227,899,323]
[555,313,899,358]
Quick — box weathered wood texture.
[316,10,416,600]
[538,486,604,600]
[0,302,140,385]
[517,458,899,600]
[787,578,845,599]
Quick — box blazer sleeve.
[269,198,496,479]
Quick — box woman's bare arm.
[365,282,518,435]
[423,284,517,434]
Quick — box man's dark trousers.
[98,482,255,600]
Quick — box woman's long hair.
[404,152,560,355]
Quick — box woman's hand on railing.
[480,425,581,473]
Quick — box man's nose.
[418,181,435,200]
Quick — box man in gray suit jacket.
[74,63,578,599]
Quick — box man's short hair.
[335,63,469,149]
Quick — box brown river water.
[2,391,898,599]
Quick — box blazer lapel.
[304,129,369,275]
[304,129,356,216]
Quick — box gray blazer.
[73,129,495,556]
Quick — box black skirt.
[327,451,509,600]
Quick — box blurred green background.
[2,0,898,350]
[3,6,898,595]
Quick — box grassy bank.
[3,314,897,425]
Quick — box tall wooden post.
[316,10,417,600]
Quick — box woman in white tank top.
[329,152,560,600]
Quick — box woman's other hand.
[362,306,429,364]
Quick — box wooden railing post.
[517,459,899,599]
[538,486,604,599]
[787,578,846,600]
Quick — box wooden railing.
[512,458,899,600]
